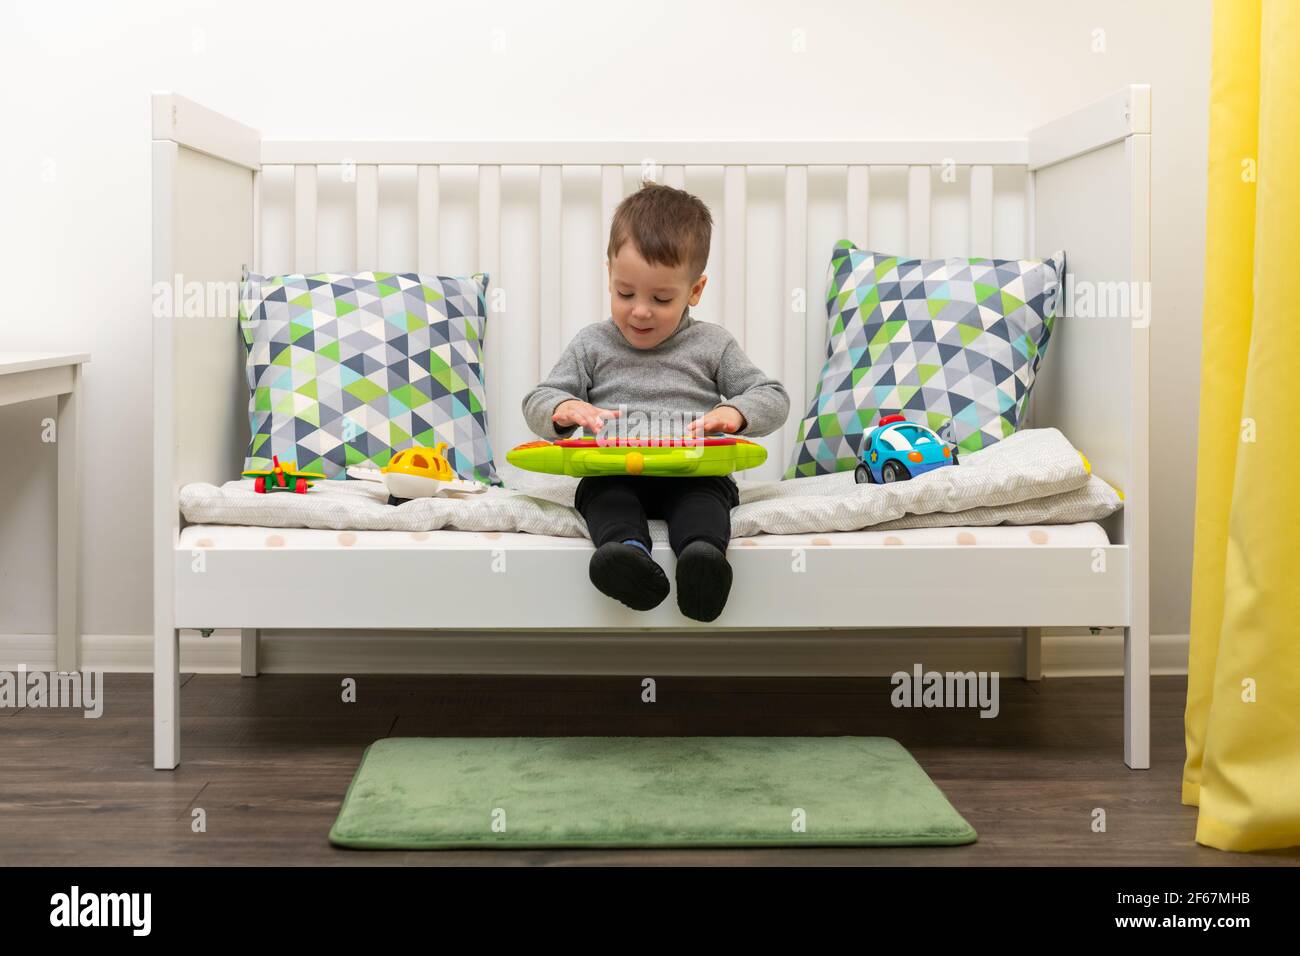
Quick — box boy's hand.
[553,399,622,434]
[685,405,746,437]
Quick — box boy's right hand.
[553,399,621,435]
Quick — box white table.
[0,352,89,672]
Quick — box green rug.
[329,736,976,849]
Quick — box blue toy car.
[855,415,959,484]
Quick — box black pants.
[575,475,740,556]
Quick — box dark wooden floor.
[2,672,1296,865]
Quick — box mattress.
[179,521,1110,551]
[180,429,1121,539]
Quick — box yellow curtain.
[1184,0,1300,852]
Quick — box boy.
[521,183,790,622]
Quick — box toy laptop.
[507,435,767,477]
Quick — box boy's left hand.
[686,405,746,437]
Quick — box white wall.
[0,0,1209,642]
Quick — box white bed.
[151,86,1151,770]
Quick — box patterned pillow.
[239,271,501,485]
[784,242,1065,479]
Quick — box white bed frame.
[151,87,1151,771]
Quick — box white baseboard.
[1,630,1190,678]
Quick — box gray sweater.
[521,310,791,441]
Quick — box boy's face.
[607,243,707,350]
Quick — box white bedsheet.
[179,427,1122,538]
[179,521,1110,550]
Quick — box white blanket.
[179,428,1121,537]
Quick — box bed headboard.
[152,85,1149,566]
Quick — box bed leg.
[154,627,180,770]
[240,628,260,677]
[1124,624,1150,770]
[1020,627,1042,682]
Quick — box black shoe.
[589,542,670,611]
[675,540,732,623]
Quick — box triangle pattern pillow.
[239,271,502,486]
[784,242,1065,479]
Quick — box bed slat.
[477,165,502,445]
[1025,168,1037,258]
[723,165,746,345]
[969,164,993,259]
[355,164,378,272]
[907,165,931,258]
[805,177,827,433]
[251,169,262,275]
[416,165,439,274]
[599,165,622,318]
[847,165,869,247]
[293,164,317,274]
[783,164,808,478]
[539,165,563,377]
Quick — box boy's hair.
[607,182,713,280]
